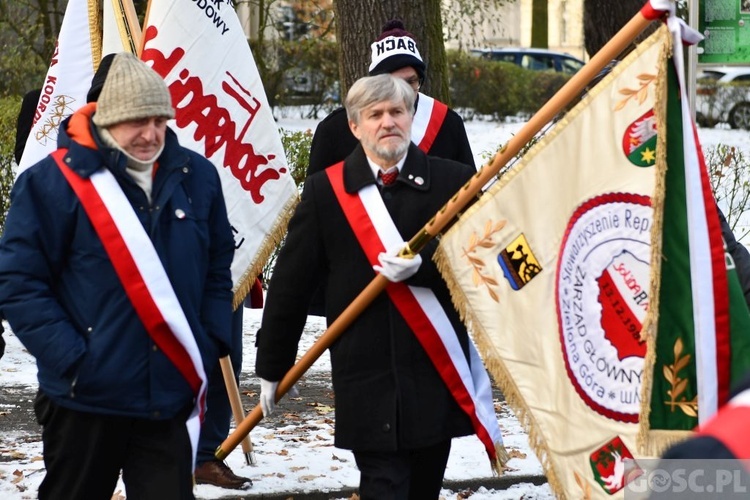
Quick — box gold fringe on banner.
[231,195,299,310]
[88,0,103,71]
[435,241,566,496]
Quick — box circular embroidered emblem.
[556,193,651,422]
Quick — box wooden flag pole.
[113,0,142,53]
[137,0,153,56]
[217,275,389,459]
[220,355,256,465]
[217,5,663,460]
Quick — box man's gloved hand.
[259,378,278,417]
[259,378,300,417]
[373,242,422,282]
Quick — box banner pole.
[114,0,142,54]
[220,356,256,465]
[217,4,663,460]
[137,0,154,56]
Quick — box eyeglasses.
[403,76,421,91]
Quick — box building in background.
[444,0,586,62]
[237,0,584,60]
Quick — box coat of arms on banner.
[589,436,635,494]
[498,233,542,290]
[622,109,658,167]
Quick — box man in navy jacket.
[0,53,234,499]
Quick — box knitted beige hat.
[93,52,175,128]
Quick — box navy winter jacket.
[0,104,235,419]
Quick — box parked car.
[470,47,585,75]
[283,67,325,99]
[695,66,750,129]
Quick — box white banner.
[17,0,99,173]
[141,0,298,303]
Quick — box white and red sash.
[325,162,506,471]
[52,149,207,468]
[412,93,448,154]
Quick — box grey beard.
[373,137,409,164]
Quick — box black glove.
[217,339,231,358]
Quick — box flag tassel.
[492,442,510,475]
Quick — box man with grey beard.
[254,74,489,499]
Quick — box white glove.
[373,242,422,282]
[259,378,300,417]
[259,378,278,417]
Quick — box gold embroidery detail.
[462,219,506,302]
[663,338,698,417]
[614,73,657,111]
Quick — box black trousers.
[34,391,194,500]
[353,440,452,500]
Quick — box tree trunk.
[583,0,658,58]
[333,0,449,103]
[530,0,548,48]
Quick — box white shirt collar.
[366,154,407,183]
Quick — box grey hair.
[345,74,416,125]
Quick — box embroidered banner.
[435,27,669,498]
[17,0,100,173]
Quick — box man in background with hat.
[0,52,235,499]
[306,19,475,177]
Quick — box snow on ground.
[0,310,551,499]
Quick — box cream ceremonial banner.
[436,27,669,499]
[142,0,298,305]
[17,0,100,174]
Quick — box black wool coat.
[256,143,477,452]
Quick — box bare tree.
[332,0,448,102]
[0,0,65,95]
[0,0,149,96]
[583,0,658,58]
